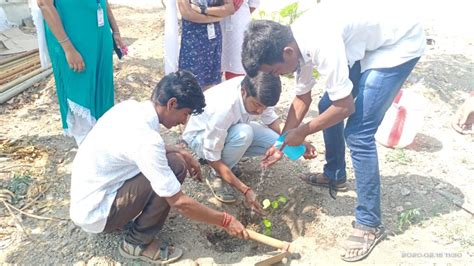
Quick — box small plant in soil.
[261,195,288,236]
[397,208,421,232]
[386,148,412,165]
[6,172,31,203]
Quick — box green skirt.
[45,0,114,132]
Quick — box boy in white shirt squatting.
[70,71,249,264]
[183,72,315,210]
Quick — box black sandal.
[341,221,386,262]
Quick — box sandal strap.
[159,241,169,261]
[307,174,318,183]
[345,230,379,254]
[352,221,383,233]
[328,179,338,200]
[346,235,374,251]
[122,240,146,256]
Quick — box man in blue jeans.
[241,0,425,262]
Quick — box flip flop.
[206,171,237,203]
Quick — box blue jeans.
[318,58,420,227]
[189,122,279,169]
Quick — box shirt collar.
[143,100,160,132]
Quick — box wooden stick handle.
[247,230,290,251]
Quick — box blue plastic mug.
[274,133,306,161]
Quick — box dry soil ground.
[0,1,473,265]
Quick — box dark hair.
[151,70,206,115]
[241,72,281,107]
[242,20,295,77]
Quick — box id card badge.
[207,23,216,40]
[97,6,105,27]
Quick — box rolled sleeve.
[134,137,181,198]
[315,35,353,101]
[202,112,235,162]
[248,0,260,8]
[202,126,228,161]
[294,63,316,96]
[261,107,279,125]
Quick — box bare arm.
[260,93,314,168]
[167,191,224,225]
[106,0,120,33]
[177,0,222,23]
[300,94,355,136]
[203,0,235,17]
[106,0,127,50]
[165,144,180,154]
[166,191,248,238]
[209,160,248,193]
[37,0,85,72]
[37,0,69,51]
[267,118,285,135]
[165,145,203,181]
[268,94,354,156]
[282,92,312,132]
[208,159,264,213]
[281,94,355,148]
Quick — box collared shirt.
[291,0,426,101]
[70,100,181,233]
[182,76,279,162]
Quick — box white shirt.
[182,76,278,161]
[220,0,260,74]
[70,100,181,233]
[291,0,426,101]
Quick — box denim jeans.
[189,122,279,169]
[318,57,420,227]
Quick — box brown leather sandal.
[299,173,348,199]
[118,239,183,264]
[341,222,386,262]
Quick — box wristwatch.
[199,4,207,15]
